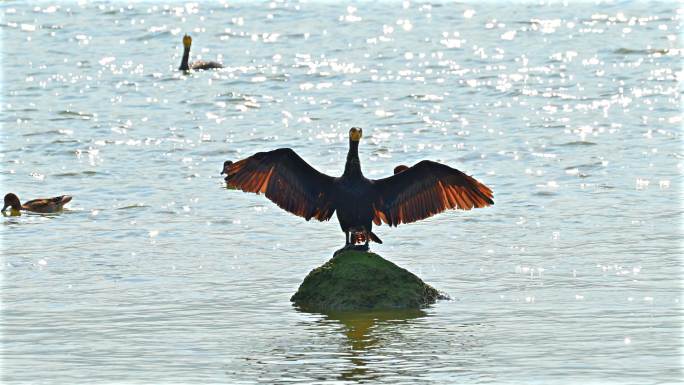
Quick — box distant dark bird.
[393,165,409,174]
[220,160,233,179]
[179,35,223,72]
[220,160,237,189]
[2,193,72,214]
[222,127,493,253]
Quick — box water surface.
[1,2,682,384]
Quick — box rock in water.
[291,250,445,311]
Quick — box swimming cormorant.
[2,193,72,214]
[222,127,493,252]
[179,35,223,71]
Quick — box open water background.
[1,1,682,384]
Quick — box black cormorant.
[222,127,493,252]
[179,35,223,72]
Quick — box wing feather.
[445,185,458,207]
[224,148,336,221]
[372,160,493,226]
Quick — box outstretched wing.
[224,148,336,221]
[372,160,493,226]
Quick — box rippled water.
[1,2,682,384]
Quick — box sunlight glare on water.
[1,1,682,384]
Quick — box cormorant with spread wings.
[221,127,493,252]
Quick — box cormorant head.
[182,34,192,48]
[349,127,363,142]
[2,193,21,211]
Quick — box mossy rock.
[291,250,445,312]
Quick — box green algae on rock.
[291,250,445,311]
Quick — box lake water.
[1,2,682,384]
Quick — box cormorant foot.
[333,244,354,257]
[352,244,370,252]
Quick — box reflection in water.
[312,308,427,382]
[241,306,487,383]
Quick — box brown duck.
[2,193,72,214]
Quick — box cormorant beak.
[349,127,363,142]
[182,34,192,48]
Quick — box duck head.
[220,160,233,176]
[2,193,22,212]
